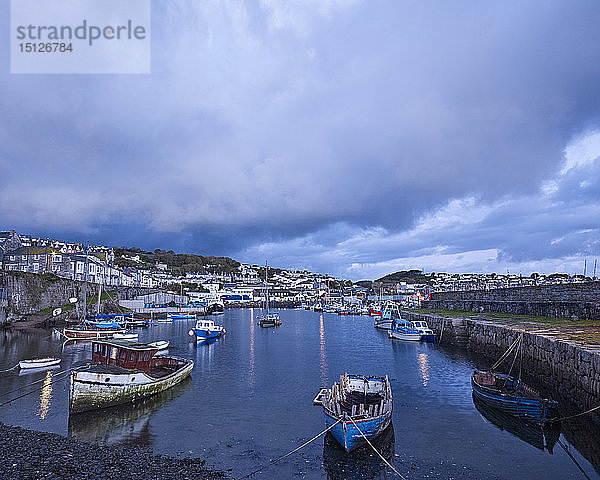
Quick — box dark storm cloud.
[1,1,600,277]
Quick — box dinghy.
[19,357,61,369]
[147,340,170,350]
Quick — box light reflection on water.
[319,314,328,386]
[0,310,598,480]
[37,370,53,420]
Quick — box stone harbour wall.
[402,310,600,410]
[0,271,158,320]
[425,281,600,319]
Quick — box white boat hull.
[388,330,421,341]
[19,358,61,369]
[69,358,194,413]
[374,319,394,330]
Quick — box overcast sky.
[2,1,600,280]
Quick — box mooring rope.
[0,364,20,373]
[544,403,600,423]
[348,416,407,480]
[490,332,523,372]
[0,368,75,408]
[557,439,592,480]
[239,418,342,479]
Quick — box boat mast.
[265,261,269,315]
[82,242,89,321]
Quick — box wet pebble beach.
[0,422,227,480]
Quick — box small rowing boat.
[471,332,559,422]
[113,332,139,340]
[471,371,559,422]
[147,340,170,350]
[19,357,61,369]
[314,373,393,452]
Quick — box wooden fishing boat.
[62,325,127,340]
[471,332,559,422]
[147,340,170,350]
[69,339,194,413]
[19,357,61,369]
[471,371,559,422]
[188,318,226,341]
[314,373,393,452]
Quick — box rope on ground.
[348,417,407,480]
[239,418,342,479]
[438,320,444,345]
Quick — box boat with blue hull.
[169,313,196,321]
[388,319,421,341]
[471,332,559,423]
[471,371,559,422]
[373,301,400,330]
[188,318,226,341]
[314,373,393,452]
[412,320,436,342]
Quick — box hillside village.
[0,229,596,308]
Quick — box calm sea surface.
[0,309,599,479]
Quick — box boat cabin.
[195,319,216,330]
[91,340,159,373]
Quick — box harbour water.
[0,309,599,479]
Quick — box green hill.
[114,247,240,276]
[374,270,433,285]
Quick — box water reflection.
[249,309,255,388]
[68,377,192,446]
[473,394,560,453]
[418,353,429,387]
[322,424,395,480]
[319,314,328,386]
[36,371,53,419]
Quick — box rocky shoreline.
[0,421,228,480]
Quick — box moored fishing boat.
[188,318,226,341]
[206,302,225,315]
[388,319,421,341]
[257,261,282,327]
[471,332,559,422]
[19,357,61,369]
[374,301,400,330]
[412,320,436,342]
[314,373,393,452]
[169,313,196,321]
[471,371,559,422]
[257,312,281,327]
[62,325,127,340]
[69,339,194,413]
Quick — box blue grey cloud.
[1,1,600,278]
